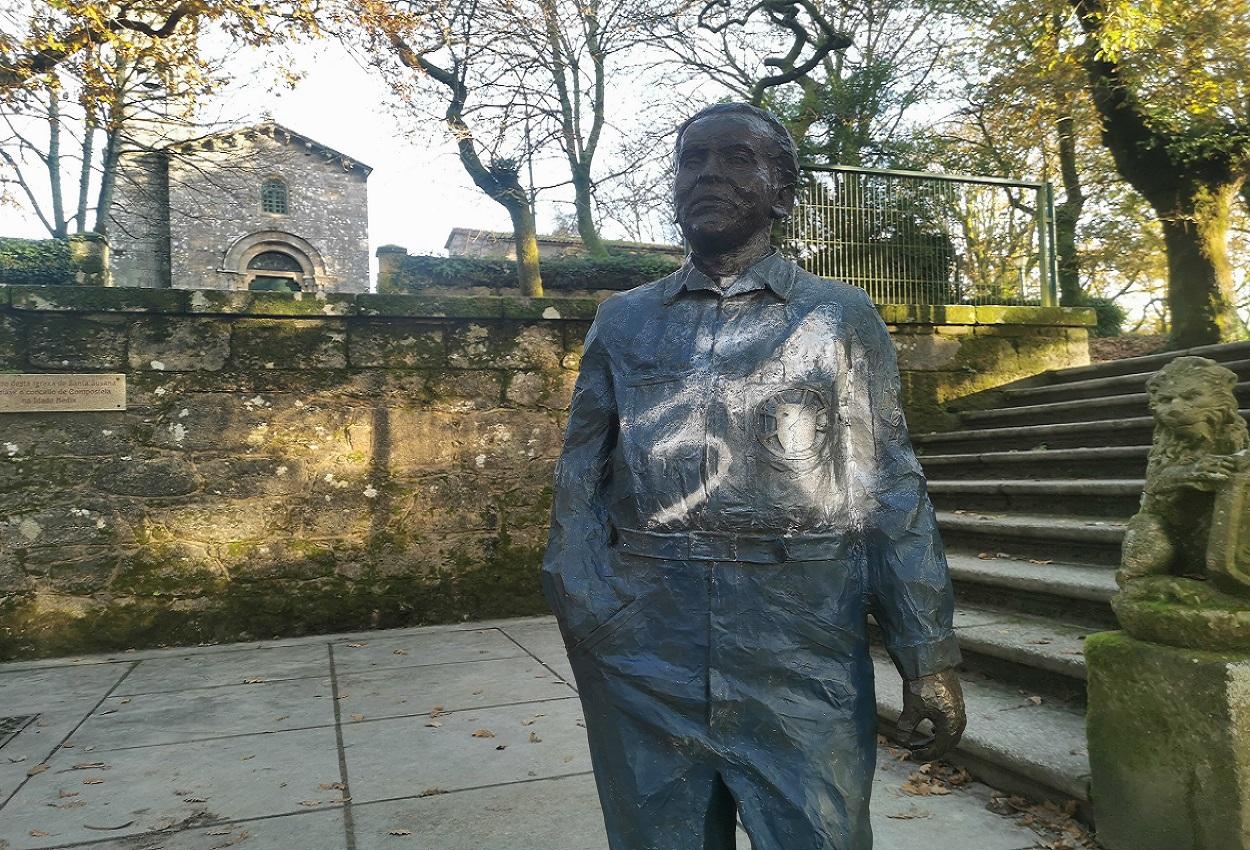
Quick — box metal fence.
[784,164,1058,307]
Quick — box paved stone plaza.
[0,617,1049,850]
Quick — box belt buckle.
[689,530,734,561]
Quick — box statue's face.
[1150,375,1226,441]
[673,113,790,254]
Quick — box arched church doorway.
[246,250,305,291]
[223,230,327,292]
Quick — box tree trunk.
[507,200,544,297]
[46,88,67,237]
[1157,181,1246,348]
[93,127,120,235]
[571,165,607,256]
[1053,114,1085,306]
[75,115,95,233]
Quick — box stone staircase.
[873,339,1250,818]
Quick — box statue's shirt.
[595,251,893,536]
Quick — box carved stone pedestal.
[1087,631,1250,850]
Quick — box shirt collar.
[662,250,796,305]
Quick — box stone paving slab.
[330,629,528,674]
[335,657,573,721]
[72,676,338,752]
[0,616,1051,850]
[117,644,333,695]
[0,726,344,848]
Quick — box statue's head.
[1146,356,1247,449]
[673,103,799,257]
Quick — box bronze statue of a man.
[541,102,965,850]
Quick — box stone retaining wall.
[0,285,1093,658]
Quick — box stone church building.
[109,121,371,293]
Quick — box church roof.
[165,120,373,176]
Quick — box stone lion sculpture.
[1115,356,1250,649]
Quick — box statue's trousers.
[569,537,877,849]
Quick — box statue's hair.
[1146,356,1249,473]
[674,102,800,196]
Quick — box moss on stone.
[9,285,189,313]
[1086,631,1250,850]
[973,305,1096,327]
[498,297,599,321]
[0,532,550,660]
[231,318,348,369]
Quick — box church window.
[261,178,288,214]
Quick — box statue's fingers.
[896,704,922,734]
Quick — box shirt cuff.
[886,634,962,680]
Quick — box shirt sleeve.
[540,305,624,647]
[849,291,961,680]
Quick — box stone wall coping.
[0,284,1097,327]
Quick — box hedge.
[0,237,75,285]
[393,252,683,292]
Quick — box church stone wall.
[0,284,1092,659]
[161,134,369,292]
[109,151,171,289]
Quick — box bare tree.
[354,0,548,295]
[652,0,948,167]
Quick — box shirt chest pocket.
[745,380,836,475]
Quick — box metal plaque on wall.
[0,373,126,413]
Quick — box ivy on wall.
[0,237,75,285]
[395,253,682,292]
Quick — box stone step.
[936,511,1126,566]
[1039,340,1250,385]
[928,479,1142,518]
[953,606,1092,682]
[946,552,1117,630]
[920,446,1149,481]
[916,409,1250,453]
[1002,358,1250,407]
[873,651,1092,808]
[960,382,1250,428]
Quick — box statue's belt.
[615,527,853,564]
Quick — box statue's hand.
[897,669,966,762]
[1185,456,1240,488]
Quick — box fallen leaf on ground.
[299,800,321,807]
[886,807,932,820]
[496,745,507,751]
[529,732,542,743]
[350,714,365,722]
[242,678,265,685]
[320,782,346,791]
[183,797,207,803]
[393,649,408,655]
[58,789,79,798]
[29,830,50,838]
[346,643,367,648]
[71,762,109,770]
[83,778,105,785]
[1028,559,1053,565]
[388,829,413,836]
[424,720,443,728]
[26,764,48,776]
[471,729,495,738]
[417,788,446,797]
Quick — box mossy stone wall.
[0,285,1092,659]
